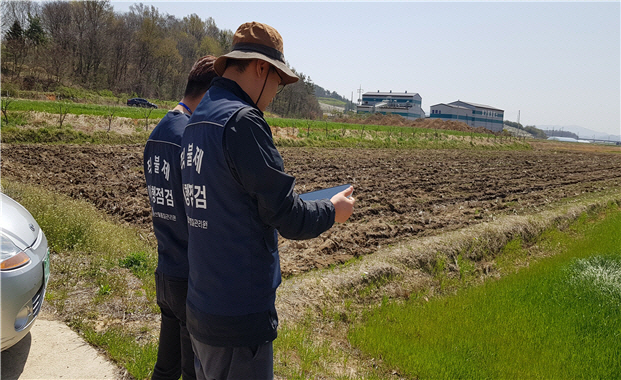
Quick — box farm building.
[429,101,504,132]
[357,91,425,120]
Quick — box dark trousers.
[190,336,273,380]
[152,271,196,380]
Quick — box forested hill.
[314,84,349,104]
[1,0,324,119]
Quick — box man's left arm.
[223,109,335,239]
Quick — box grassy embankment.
[267,117,528,150]
[1,98,530,150]
[1,99,164,144]
[349,203,621,379]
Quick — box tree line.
[504,120,547,139]
[1,0,322,119]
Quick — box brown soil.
[2,143,621,277]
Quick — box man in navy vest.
[144,55,217,380]
[181,22,355,379]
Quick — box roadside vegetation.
[1,124,150,144]
[1,179,159,380]
[316,97,347,108]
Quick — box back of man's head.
[184,55,217,99]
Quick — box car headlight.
[0,235,31,270]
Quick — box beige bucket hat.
[213,22,299,85]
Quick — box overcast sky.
[112,1,620,137]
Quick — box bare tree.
[2,2,246,106]
[57,101,70,127]
[105,106,116,132]
[71,0,113,85]
[40,1,73,83]
[270,70,322,119]
[3,20,26,78]
[141,106,154,131]
[1,0,40,33]
[1,93,14,124]
[106,14,135,91]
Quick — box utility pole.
[357,85,364,105]
[351,91,354,112]
[517,110,520,126]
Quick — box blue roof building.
[356,91,425,120]
[430,100,504,132]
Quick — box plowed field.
[2,142,620,276]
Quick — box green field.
[1,98,530,150]
[349,206,621,379]
[5,98,169,119]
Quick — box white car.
[1,193,50,351]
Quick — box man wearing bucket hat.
[180,22,354,379]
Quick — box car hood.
[1,193,40,250]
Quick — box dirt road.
[1,310,123,379]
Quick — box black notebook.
[299,184,351,201]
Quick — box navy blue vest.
[181,78,335,346]
[181,79,281,346]
[144,111,190,278]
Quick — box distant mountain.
[538,125,620,142]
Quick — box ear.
[255,60,270,78]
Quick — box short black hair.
[225,58,252,74]
[184,55,217,99]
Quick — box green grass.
[274,313,388,380]
[7,98,169,119]
[267,117,491,137]
[349,205,621,379]
[1,124,150,144]
[82,326,158,380]
[274,315,342,378]
[1,180,154,260]
[317,97,347,107]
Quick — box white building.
[357,91,424,120]
[430,100,504,132]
